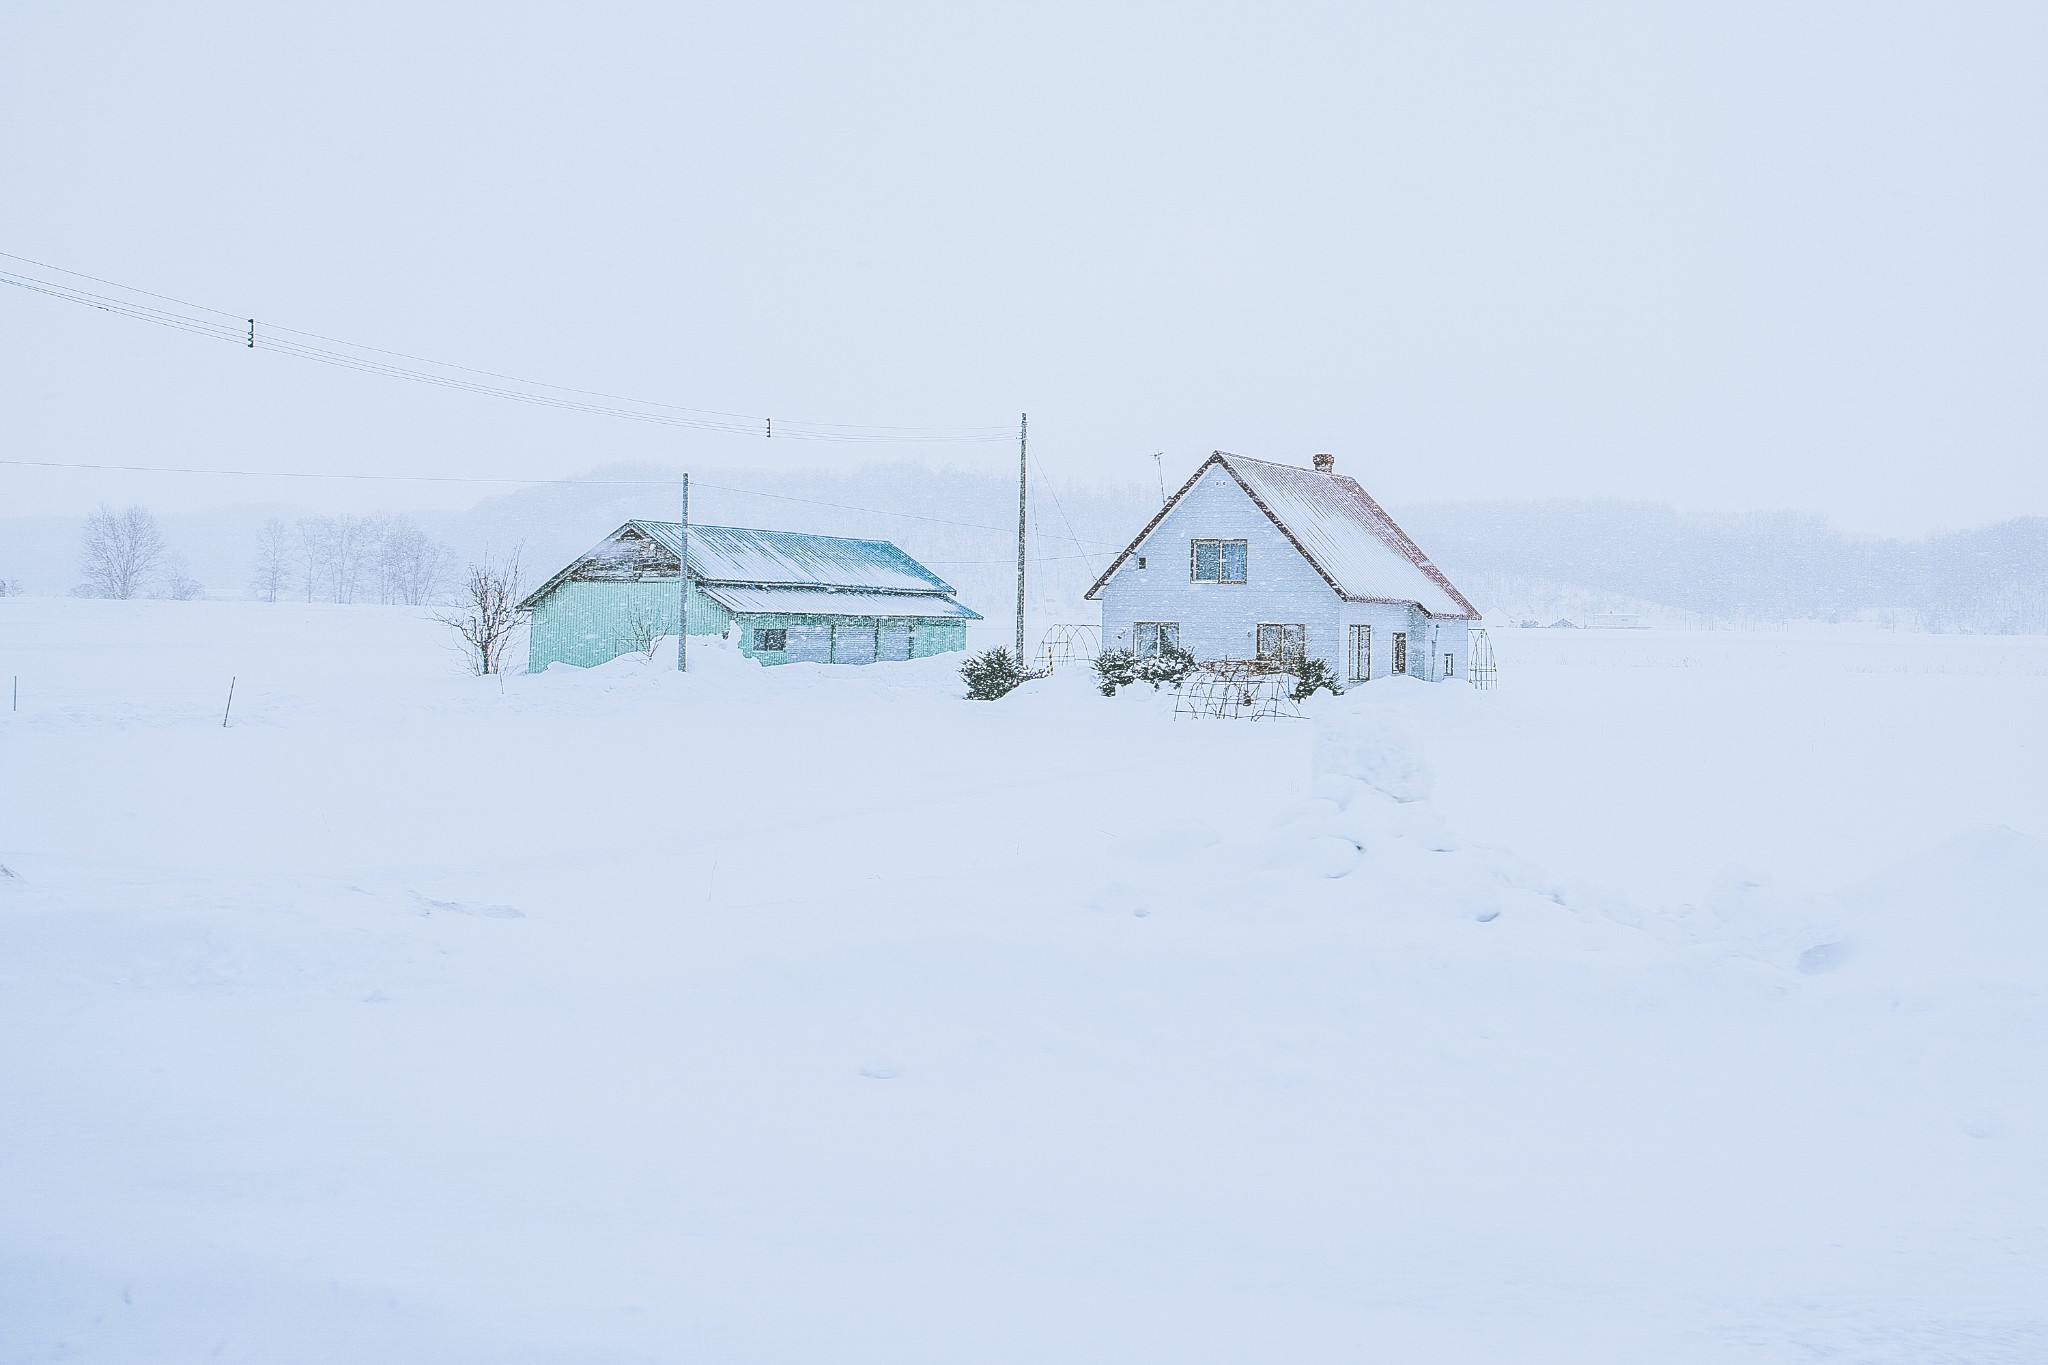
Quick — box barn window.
[1134,622,1179,657]
[1443,653,1454,678]
[1191,539,1247,583]
[753,627,788,652]
[1136,556,1147,569]
[1256,624,1305,666]
[1391,632,1408,674]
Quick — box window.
[1134,622,1180,657]
[1191,539,1247,583]
[1347,624,1371,682]
[1443,653,1454,679]
[1136,556,1147,569]
[752,627,788,652]
[1256,624,1306,666]
[1391,632,1408,674]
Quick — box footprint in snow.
[858,1063,902,1080]
[413,894,525,919]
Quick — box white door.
[879,622,912,661]
[831,621,877,664]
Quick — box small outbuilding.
[521,520,980,671]
[1086,451,1480,682]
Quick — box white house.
[1085,451,1481,683]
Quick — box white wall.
[1096,464,1470,681]
[1096,465,1342,664]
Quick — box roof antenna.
[1152,452,1166,504]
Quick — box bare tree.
[297,517,333,601]
[435,547,525,675]
[330,514,376,604]
[77,503,167,599]
[0,579,21,597]
[375,518,454,605]
[251,517,292,602]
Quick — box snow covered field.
[3,600,2044,1364]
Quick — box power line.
[0,454,1062,537]
[0,253,1014,444]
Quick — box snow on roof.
[700,585,982,620]
[518,520,964,613]
[634,522,954,594]
[1085,452,1479,619]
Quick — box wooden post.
[1014,413,1028,663]
[221,677,236,728]
[677,473,690,673]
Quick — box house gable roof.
[518,520,961,612]
[1083,452,1479,619]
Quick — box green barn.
[520,520,981,671]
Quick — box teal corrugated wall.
[526,581,970,671]
[526,580,731,671]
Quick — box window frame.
[752,626,788,653]
[1190,538,1248,584]
[1347,624,1372,682]
[1256,623,1306,667]
[1133,621,1180,658]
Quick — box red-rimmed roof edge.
[1083,451,1480,620]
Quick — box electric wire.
[0,255,1014,443]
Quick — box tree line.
[250,513,454,605]
[65,503,457,605]
[1400,500,2048,634]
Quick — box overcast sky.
[3,1,2042,534]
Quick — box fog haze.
[3,2,2044,535]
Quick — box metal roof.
[701,585,981,619]
[1084,452,1479,619]
[633,521,954,593]
[518,520,970,613]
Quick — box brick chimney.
[1312,452,1335,474]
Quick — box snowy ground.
[3,601,2044,1364]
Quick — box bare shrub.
[160,553,205,601]
[618,596,670,660]
[435,548,526,676]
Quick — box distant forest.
[1402,501,2048,633]
[3,470,2043,634]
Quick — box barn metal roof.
[1084,452,1479,619]
[633,521,955,593]
[701,586,981,619]
[518,520,969,614]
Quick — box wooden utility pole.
[1014,413,1028,663]
[677,472,690,673]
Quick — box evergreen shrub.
[1095,645,1197,695]
[962,647,1027,700]
[1093,649,1138,696]
[1290,657,1344,701]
